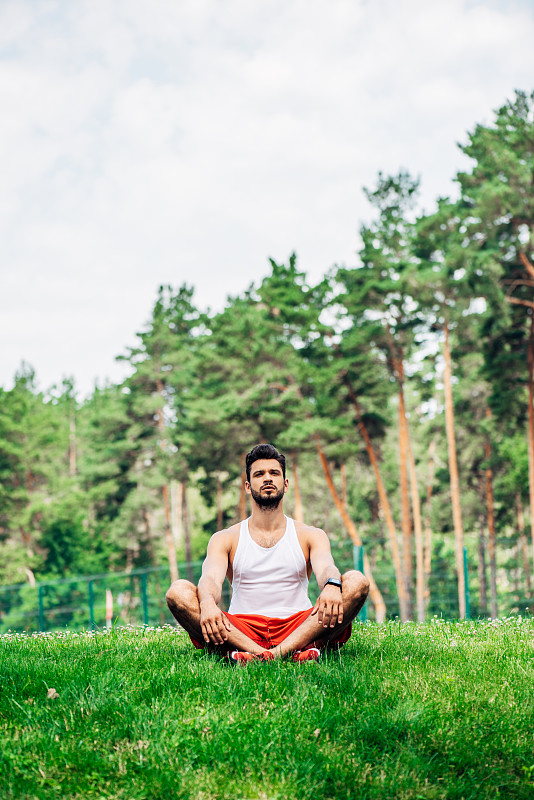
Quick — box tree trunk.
[25,568,36,587]
[340,462,348,510]
[478,517,488,616]
[21,471,35,560]
[182,481,193,582]
[527,314,534,578]
[443,320,466,618]
[142,506,154,556]
[291,453,304,523]
[155,381,179,582]
[384,329,416,621]
[171,479,182,552]
[405,420,425,622]
[341,372,408,620]
[313,434,386,622]
[143,506,166,622]
[162,483,179,583]
[423,440,435,615]
[20,526,33,559]
[485,407,498,618]
[398,388,414,620]
[516,494,531,597]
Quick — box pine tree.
[456,90,534,578]
[335,171,426,620]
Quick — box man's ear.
[284,478,289,493]
[244,480,251,495]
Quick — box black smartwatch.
[324,578,342,591]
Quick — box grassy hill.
[1,619,533,799]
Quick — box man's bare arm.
[308,528,344,628]
[197,532,232,645]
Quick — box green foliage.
[457,90,534,425]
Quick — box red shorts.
[189,607,352,651]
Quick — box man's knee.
[342,570,370,605]
[165,579,197,613]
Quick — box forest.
[1,90,534,623]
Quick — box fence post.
[38,585,45,632]
[88,581,95,629]
[141,572,149,626]
[463,547,471,620]
[105,589,113,629]
[353,545,368,622]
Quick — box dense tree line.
[1,91,533,620]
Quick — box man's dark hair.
[245,443,286,482]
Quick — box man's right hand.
[200,602,231,645]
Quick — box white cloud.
[1,0,534,395]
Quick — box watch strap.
[324,578,342,590]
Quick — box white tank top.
[228,516,312,617]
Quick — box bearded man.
[166,443,369,663]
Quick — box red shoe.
[229,650,275,665]
[292,647,320,663]
[261,650,275,661]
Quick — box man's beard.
[250,485,284,510]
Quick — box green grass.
[1,618,533,800]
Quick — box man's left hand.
[311,584,344,628]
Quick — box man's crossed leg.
[166,569,369,658]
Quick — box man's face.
[245,458,288,510]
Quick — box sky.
[2,0,534,398]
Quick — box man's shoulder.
[294,519,328,541]
[209,523,241,548]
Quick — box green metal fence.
[0,546,530,634]
[0,563,208,634]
